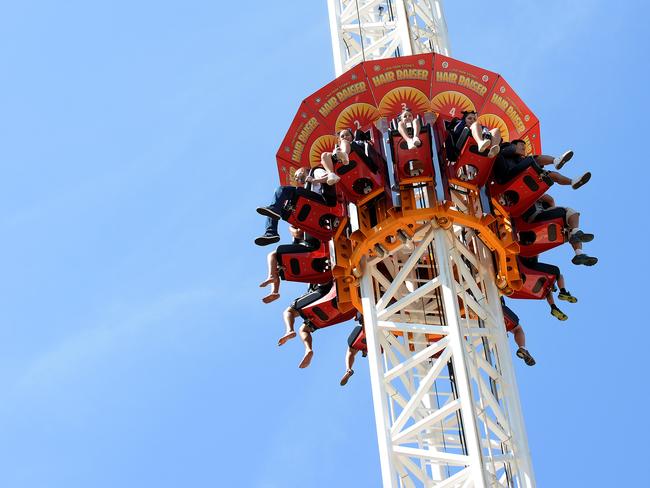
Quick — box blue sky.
[0,1,648,486]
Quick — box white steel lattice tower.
[327,0,450,75]
[327,2,536,487]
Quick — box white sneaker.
[488,145,500,158]
[554,150,574,170]
[327,172,340,185]
[406,139,416,150]
[478,139,491,153]
[413,136,421,147]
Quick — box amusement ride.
[257,1,595,486]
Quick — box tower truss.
[327,0,450,76]
[321,2,536,487]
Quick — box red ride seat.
[277,241,332,284]
[488,164,554,218]
[348,325,367,353]
[449,135,497,187]
[284,195,346,242]
[388,116,434,184]
[334,137,386,205]
[509,257,556,300]
[300,284,357,330]
[514,216,566,258]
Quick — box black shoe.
[569,230,594,244]
[558,290,578,303]
[554,150,573,170]
[256,206,281,219]
[571,253,598,266]
[516,347,536,366]
[571,172,591,189]
[550,305,568,321]
[254,233,280,246]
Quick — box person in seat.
[397,107,424,150]
[519,255,577,321]
[255,166,336,246]
[521,194,598,266]
[449,110,502,158]
[278,281,334,369]
[501,300,535,366]
[340,319,366,386]
[320,129,354,185]
[259,225,320,303]
[494,139,590,189]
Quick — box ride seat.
[514,216,566,258]
[299,284,357,330]
[488,164,554,218]
[277,241,332,284]
[388,115,434,185]
[348,325,367,353]
[502,305,519,332]
[334,138,387,205]
[509,257,556,300]
[283,195,346,242]
[445,121,497,187]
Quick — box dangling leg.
[298,324,314,368]
[340,348,358,385]
[278,307,298,345]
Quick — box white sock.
[574,249,584,255]
[553,156,561,164]
[569,228,578,236]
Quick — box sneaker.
[571,172,591,190]
[478,139,491,153]
[406,139,416,150]
[569,230,594,244]
[413,136,422,147]
[550,306,568,321]
[558,290,578,303]
[516,347,536,366]
[256,206,281,219]
[571,253,598,266]
[326,172,340,185]
[254,233,280,246]
[554,150,574,170]
[488,145,500,158]
[340,369,354,386]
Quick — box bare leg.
[548,171,572,185]
[535,155,556,166]
[321,152,336,173]
[512,325,526,348]
[398,120,417,148]
[557,274,566,290]
[566,212,582,253]
[469,121,489,151]
[412,118,422,146]
[298,324,314,368]
[260,251,278,286]
[339,139,351,156]
[278,307,298,346]
[340,348,358,385]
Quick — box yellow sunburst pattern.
[478,114,509,142]
[378,87,430,118]
[430,91,476,118]
[309,135,338,168]
[335,103,381,132]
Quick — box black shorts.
[532,207,567,223]
[290,283,332,311]
[521,258,560,280]
[347,325,363,348]
[276,243,316,257]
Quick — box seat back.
[388,115,434,185]
[488,165,553,217]
[285,195,346,242]
[334,140,387,205]
[277,241,332,284]
[509,258,556,300]
[300,284,357,329]
[449,137,497,187]
[514,216,566,258]
[348,325,367,352]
